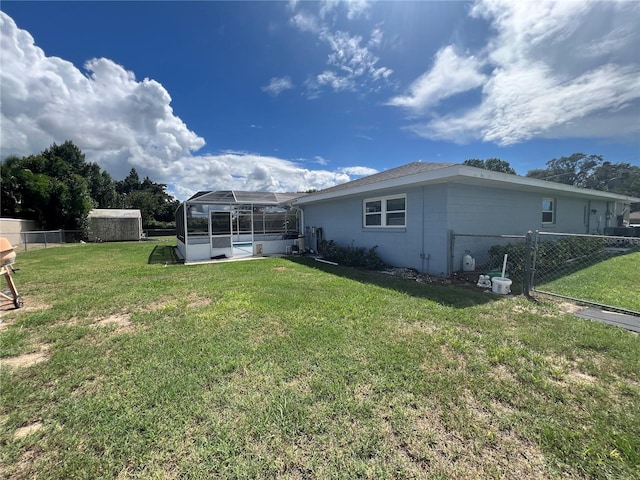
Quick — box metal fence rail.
[531,232,640,316]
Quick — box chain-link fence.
[531,232,640,315]
[19,230,65,251]
[450,231,640,315]
[15,228,176,250]
[449,232,528,294]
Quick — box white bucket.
[491,277,512,295]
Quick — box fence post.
[524,230,533,298]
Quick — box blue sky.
[1,1,639,200]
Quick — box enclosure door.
[231,206,254,256]
[210,211,232,255]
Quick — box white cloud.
[0,12,205,178]
[0,12,361,200]
[170,153,353,199]
[388,0,640,145]
[319,0,371,21]
[316,70,355,91]
[387,46,486,112]
[289,5,392,96]
[290,11,321,34]
[344,0,371,20]
[338,166,378,177]
[262,76,294,96]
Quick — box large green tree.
[463,158,516,174]
[525,153,603,187]
[526,154,640,211]
[116,169,180,227]
[0,142,93,230]
[1,141,180,231]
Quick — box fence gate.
[531,232,640,316]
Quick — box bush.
[319,240,386,270]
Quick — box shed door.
[210,211,232,251]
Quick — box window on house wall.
[364,195,406,227]
[542,197,555,224]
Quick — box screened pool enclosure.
[175,191,304,262]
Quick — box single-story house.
[175,191,304,263]
[87,209,143,242]
[292,162,640,276]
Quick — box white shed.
[88,209,143,242]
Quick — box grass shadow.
[147,245,184,265]
[286,256,500,309]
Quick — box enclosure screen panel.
[211,236,231,248]
[211,212,231,235]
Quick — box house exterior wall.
[446,184,612,235]
[301,184,451,275]
[300,181,623,276]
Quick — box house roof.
[186,190,305,205]
[310,162,456,196]
[293,162,640,205]
[88,209,142,219]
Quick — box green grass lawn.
[1,240,639,479]
[536,251,640,312]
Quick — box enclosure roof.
[88,209,142,219]
[186,190,305,205]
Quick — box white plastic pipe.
[501,254,508,278]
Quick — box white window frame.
[542,197,555,224]
[363,194,406,228]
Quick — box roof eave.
[294,165,640,205]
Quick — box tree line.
[2,143,638,234]
[1,141,180,231]
[464,154,640,210]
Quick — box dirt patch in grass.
[544,355,601,389]
[272,266,288,271]
[3,447,43,480]
[385,397,552,479]
[2,345,49,369]
[93,314,134,334]
[566,370,597,386]
[490,364,518,383]
[187,296,212,309]
[556,301,584,314]
[14,421,43,440]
